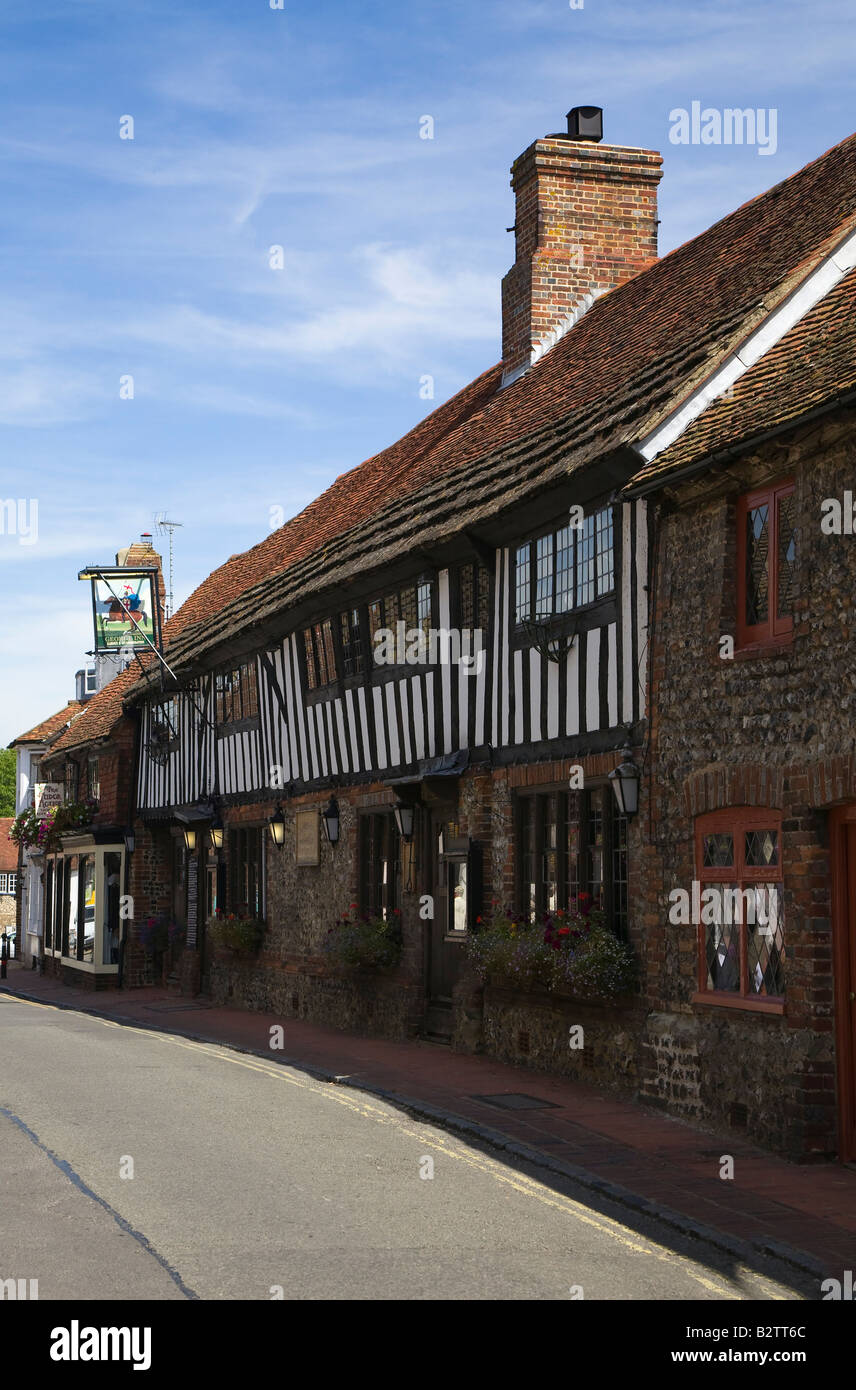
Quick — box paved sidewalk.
[3,961,854,1289]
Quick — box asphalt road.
[0,994,801,1301]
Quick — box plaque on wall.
[295,809,319,866]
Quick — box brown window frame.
[215,664,259,724]
[515,784,628,938]
[359,812,400,920]
[514,506,615,628]
[736,479,795,651]
[227,827,264,920]
[693,807,785,1014]
[64,760,79,804]
[366,579,434,667]
[303,620,338,692]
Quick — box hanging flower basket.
[9,800,98,856]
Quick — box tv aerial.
[154,512,183,621]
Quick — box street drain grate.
[142,1003,213,1014]
[472,1093,561,1111]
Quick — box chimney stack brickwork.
[502,138,663,382]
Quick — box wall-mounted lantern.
[181,824,198,853]
[209,808,224,853]
[393,800,414,841]
[268,802,286,849]
[321,796,340,846]
[608,746,640,817]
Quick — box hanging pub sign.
[78,566,162,655]
[33,783,63,818]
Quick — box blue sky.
[1,0,853,746]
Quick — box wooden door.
[831,807,856,1161]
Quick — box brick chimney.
[501,108,663,384]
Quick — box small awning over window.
[385,750,470,787]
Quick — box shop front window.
[49,846,124,969]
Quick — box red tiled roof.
[50,130,856,751]
[0,820,18,872]
[626,266,856,490]
[9,701,85,748]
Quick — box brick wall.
[639,410,856,1157]
[502,138,662,379]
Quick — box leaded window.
[360,813,400,919]
[517,786,628,937]
[340,609,365,679]
[737,480,795,648]
[695,809,785,1002]
[215,665,259,722]
[459,563,492,634]
[515,507,615,625]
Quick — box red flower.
[558,928,570,937]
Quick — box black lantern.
[608,746,640,817]
[181,824,198,853]
[209,811,224,853]
[268,802,286,849]
[321,796,340,845]
[392,800,414,841]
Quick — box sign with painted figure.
[78,566,162,654]
[34,783,63,818]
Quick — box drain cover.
[472,1093,561,1111]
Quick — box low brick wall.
[480,982,643,1094]
[207,950,424,1041]
[40,955,119,991]
[640,1010,835,1158]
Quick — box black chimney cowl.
[566,106,603,142]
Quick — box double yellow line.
[0,992,791,1300]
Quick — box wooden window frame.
[227,827,265,920]
[367,577,436,672]
[44,861,54,951]
[736,479,795,651]
[513,506,616,629]
[692,807,785,1014]
[215,664,259,725]
[455,561,492,637]
[64,760,79,804]
[340,607,367,681]
[514,784,628,938]
[358,811,400,920]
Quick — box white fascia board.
[637,223,856,464]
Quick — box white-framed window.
[0,873,17,895]
[43,846,124,969]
